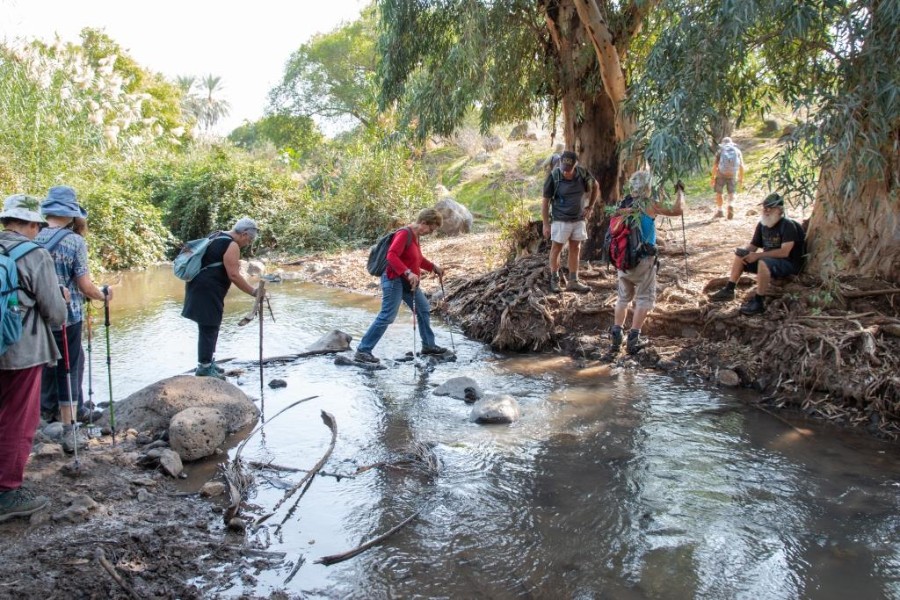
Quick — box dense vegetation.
[0,24,434,271]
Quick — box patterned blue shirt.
[34,227,90,324]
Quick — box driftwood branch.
[841,288,900,299]
[223,395,319,523]
[253,410,338,527]
[96,549,142,600]
[248,460,354,480]
[314,510,421,566]
[238,281,266,327]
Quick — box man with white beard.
[708,193,806,315]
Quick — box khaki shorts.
[616,256,657,311]
[714,173,737,194]
[550,220,587,244]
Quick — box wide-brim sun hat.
[0,194,47,223]
[41,185,88,218]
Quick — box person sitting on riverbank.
[708,193,805,315]
[355,208,447,364]
[181,218,262,378]
[0,194,68,522]
[36,186,112,449]
[601,170,684,360]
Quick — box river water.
[91,266,899,599]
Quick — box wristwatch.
[403,269,412,277]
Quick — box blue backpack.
[173,232,231,282]
[0,240,41,356]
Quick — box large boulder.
[169,407,228,462]
[104,375,258,437]
[434,197,473,237]
[469,394,521,424]
[508,124,529,140]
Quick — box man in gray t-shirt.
[541,150,599,293]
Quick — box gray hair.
[233,217,258,234]
[628,170,652,199]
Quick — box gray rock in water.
[434,376,483,401]
[102,375,258,439]
[334,355,387,371]
[200,481,227,498]
[469,394,521,424]
[305,330,352,353]
[158,448,184,477]
[717,369,741,387]
[268,379,287,389]
[168,407,227,462]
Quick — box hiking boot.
[598,345,621,363]
[421,345,448,355]
[549,273,561,293]
[212,362,225,374]
[557,269,568,287]
[566,277,591,293]
[740,295,766,316]
[726,205,734,220]
[610,326,623,349]
[0,489,49,523]
[709,286,736,301]
[713,208,724,219]
[354,351,380,364]
[61,425,88,453]
[626,331,647,355]
[195,363,226,379]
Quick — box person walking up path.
[711,137,744,219]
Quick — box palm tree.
[198,74,230,132]
[175,75,203,126]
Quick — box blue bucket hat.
[41,185,88,218]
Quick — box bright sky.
[0,0,368,134]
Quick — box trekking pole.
[85,300,98,437]
[411,283,418,382]
[259,289,264,400]
[437,274,456,353]
[102,286,115,445]
[676,179,689,274]
[60,320,80,466]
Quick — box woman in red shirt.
[355,208,447,363]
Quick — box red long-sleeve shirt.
[386,227,434,280]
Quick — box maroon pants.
[0,366,42,491]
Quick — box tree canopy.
[377,0,899,280]
[269,4,380,131]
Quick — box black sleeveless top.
[181,234,235,326]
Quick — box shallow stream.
[90,266,899,599]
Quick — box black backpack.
[366,227,413,276]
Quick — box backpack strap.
[2,240,41,333]
[200,232,233,272]
[40,228,75,253]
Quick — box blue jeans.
[358,274,436,354]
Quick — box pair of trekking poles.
[62,286,115,465]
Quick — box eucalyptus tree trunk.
[806,156,900,284]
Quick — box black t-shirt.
[542,167,595,222]
[750,218,805,269]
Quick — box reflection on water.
[103,266,899,600]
